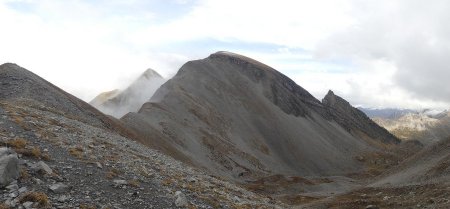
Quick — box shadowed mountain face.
[90,69,166,118]
[323,90,399,145]
[121,52,398,180]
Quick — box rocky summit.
[1,52,450,209]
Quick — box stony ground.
[0,99,285,209]
[296,183,450,209]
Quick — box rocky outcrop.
[323,90,400,145]
[0,148,19,187]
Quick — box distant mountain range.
[360,107,450,145]
[358,107,417,119]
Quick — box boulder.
[32,161,53,174]
[0,147,20,187]
[174,191,188,207]
[49,183,70,193]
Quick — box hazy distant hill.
[90,69,166,118]
[358,107,416,119]
[360,107,450,145]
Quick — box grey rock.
[174,191,188,207]
[6,183,19,191]
[58,195,69,202]
[5,199,15,207]
[33,177,43,184]
[113,179,127,188]
[23,201,33,209]
[96,162,103,169]
[33,161,53,174]
[18,186,27,194]
[0,147,19,187]
[9,191,18,198]
[49,182,70,193]
[365,205,379,209]
[186,177,197,183]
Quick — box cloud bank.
[1,0,450,109]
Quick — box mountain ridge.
[122,52,397,182]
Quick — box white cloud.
[1,0,449,110]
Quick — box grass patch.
[0,203,10,209]
[15,146,42,159]
[69,146,84,159]
[19,168,30,180]
[6,138,27,149]
[128,179,140,187]
[19,192,49,207]
[42,153,51,161]
[105,168,120,179]
[161,178,174,186]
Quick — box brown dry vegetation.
[19,192,49,207]
[128,179,140,187]
[105,168,121,179]
[326,184,450,209]
[0,203,10,209]
[6,138,27,149]
[68,146,84,159]
[19,168,30,180]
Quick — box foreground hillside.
[0,63,284,208]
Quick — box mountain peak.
[141,68,163,79]
[209,51,276,73]
[0,62,33,78]
[0,62,19,68]
[322,90,341,107]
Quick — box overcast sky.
[1,0,449,110]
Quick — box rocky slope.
[0,63,285,208]
[323,90,399,145]
[90,69,166,118]
[302,137,450,209]
[121,52,398,184]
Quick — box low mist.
[90,69,167,118]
